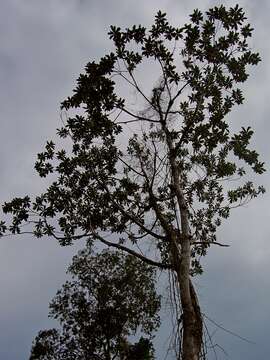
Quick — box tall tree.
[29,248,160,360]
[1,5,265,359]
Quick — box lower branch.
[93,232,172,270]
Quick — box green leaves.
[0,5,265,282]
[30,249,160,360]
[190,9,203,25]
[230,127,265,174]
[2,196,30,234]
[227,181,265,203]
[207,4,247,29]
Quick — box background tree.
[29,248,160,360]
[1,5,265,360]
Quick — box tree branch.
[192,241,230,247]
[92,232,172,270]
[115,106,160,124]
[99,181,166,241]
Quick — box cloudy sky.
[0,0,269,359]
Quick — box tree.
[1,5,265,359]
[29,248,160,360]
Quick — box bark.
[159,107,203,359]
[181,277,203,360]
[170,235,203,360]
[167,142,203,359]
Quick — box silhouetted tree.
[29,249,160,360]
[1,5,264,359]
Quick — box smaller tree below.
[29,248,161,360]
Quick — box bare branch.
[115,106,160,124]
[99,180,166,241]
[119,157,144,177]
[192,241,230,247]
[92,232,171,270]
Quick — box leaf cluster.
[30,249,160,360]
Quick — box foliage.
[29,249,160,360]
[1,5,265,359]
[1,5,264,273]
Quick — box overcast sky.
[0,1,269,359]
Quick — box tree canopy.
[1,5,264,359]
[30,249,160,360]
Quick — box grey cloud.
[0,0,269,359]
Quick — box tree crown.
[30,249,160,360]
[1,5,264,276]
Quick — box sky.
[0,0,269,359]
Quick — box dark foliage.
[30,249,160,360]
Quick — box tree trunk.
[171,236,203,360]
[163,120,203,359]
[180,277,203,360]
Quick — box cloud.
[0,1,269,359]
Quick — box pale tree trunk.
[161,119,203,359]
[169,159,203,359]
[180,278,202,360]
[170,235,203,360]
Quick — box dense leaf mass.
[30,249,160,360]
